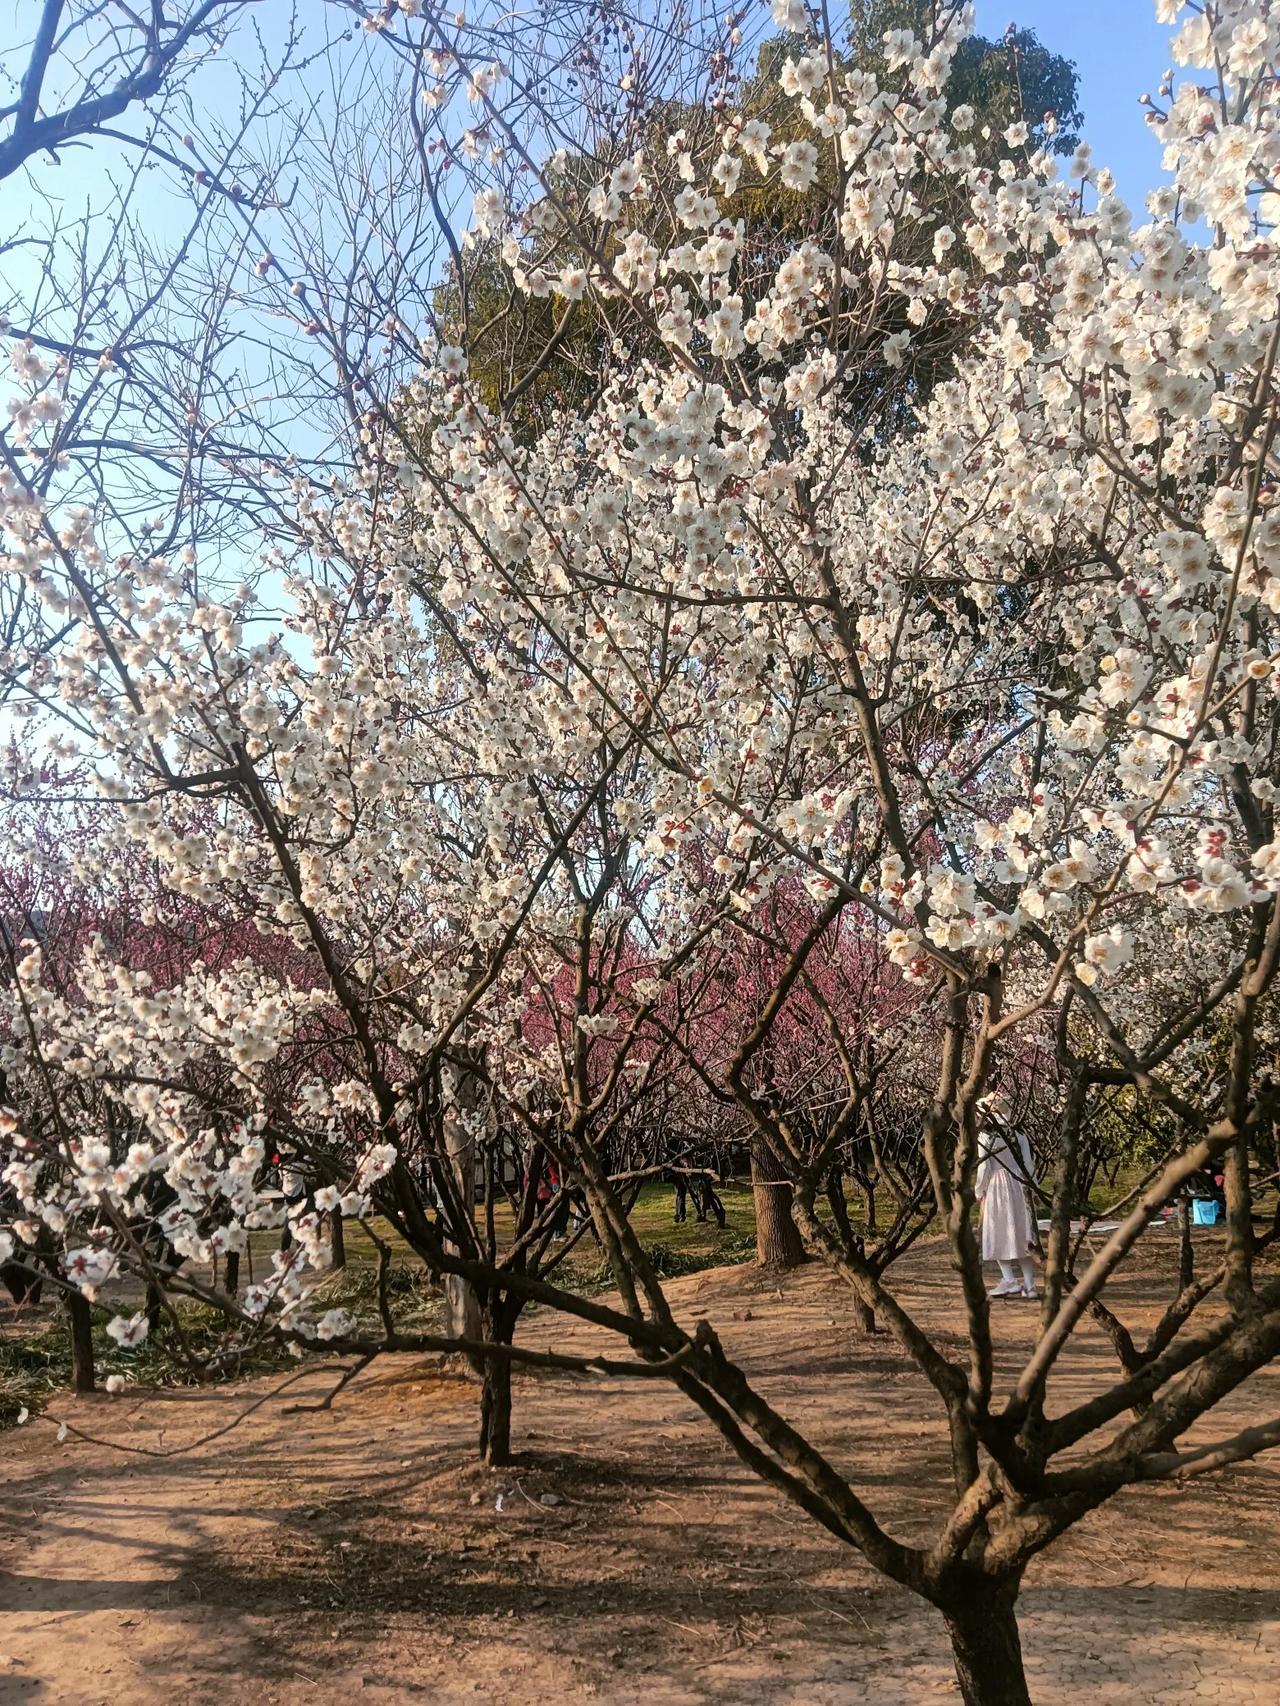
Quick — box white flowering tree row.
[5,2,1280,1701]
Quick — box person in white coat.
[975,1093,1039,1299]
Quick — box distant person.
[547,1164,571,1239]
[275,1153,305,1254]
[975,1092,1039,1300]
[531,1158,570,1239]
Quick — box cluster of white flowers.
[2,0,1279,1334]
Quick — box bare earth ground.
[2,1240,1279,1705]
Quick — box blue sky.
[1,4,1180,312]
[975,1,1174,214]
[0,1,1187,541]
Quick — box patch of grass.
[637,1232,757,1279]
[0,1184,760,1427]
[0,1301,297,1429]
[312,1258,447,1334]
[624,1180,757,1247]
[556,1225,758,1295]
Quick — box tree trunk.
[143,1239,180,1334]
[480,1353,513,1466]
[330,1209,346,1269]
[941,1579,1031,1706]
[67,1292,95,1394]
[224,1249,241,1295]
[442,1054,485,1360]
[752,1135,805,1268]
[826,1164,858,1254]
[705,1179,726,1226]
[478,1297,519,1465]
[2,1259,41,1306]
[1178,1197,1194,1293]
[853,1294,876,1334]
[1087,1294,1151,1416]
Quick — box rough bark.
[444,1274,482,1349]
[702,1177,727,1226]
[477,1296,519,1465]
[442,1054,484,1356]
[1178,1198,1194,1293]
[825,1165,857,1251]
[143,1237,180,1334]
[67,1291,95,1393]
[480,1352,513,1465]
[1,1259,42,1305]
[752,1134,805,1268]
[940,1578,1032,1706]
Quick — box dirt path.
[3,1247,1280,1704]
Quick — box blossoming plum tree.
[6,1,1280,1701]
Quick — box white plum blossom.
[780,141,819,192]
[105,1312,150,1348]
[64,1247,118,1294]
[314,1308,358,1341]
[356,1143,398,1185]
[576,1014,620,1037]
[1077,927,1136,984]
[771,0,808,33]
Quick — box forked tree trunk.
[67,1292,95,1393]
[703,1178,726,1226]
[752,1135,805,1268]
[941,1578,1031,1706]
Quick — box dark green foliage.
[848,3,1082,157]
[951,27,1083,157]
[437,9,1081,441]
